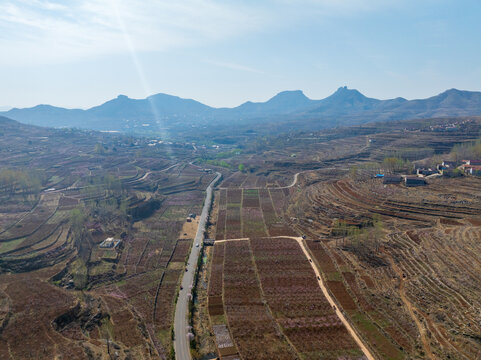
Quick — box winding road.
[173,171,221,360]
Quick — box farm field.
[289,170,481,359]
[290,179,481,359]
[0,119,217,359]
[2,114,481,360]
[207,238,365,360]
[203,117,481,360]
[206,171,369,359]
[214,187,297,241]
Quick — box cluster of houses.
[374,158,481,187]
[439,159,481,176]
[459,159,481,175]
[376,174,427,187]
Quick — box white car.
[195,243,199,247]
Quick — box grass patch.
[167,261,186,270]
[162,205,191,221]
[70,258,88,289]
[0,237,24,255]
[210,314,227,325]
[351,311,404,360]
[157,328,171,347]
[327,271,342,281]
[89,261,113,277]
[227,203,241,208]
[101,249,118,260]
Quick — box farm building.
[441,160,458,168]
[443,168,463,177]
[416,168,438,176]
[405,177,426,187]
[462,159,481,166]
[383,175,402,184]
[203,238,215,246]
[464,165,481,176]
[99,237,121,248]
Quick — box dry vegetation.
[203,116,481,360]
[0,118,218,359]
[2,114,481,360]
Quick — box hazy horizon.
[3,86,481,112]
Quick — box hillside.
[2,87,481,136]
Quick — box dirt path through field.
[384,252,435,360]
[297,238,376,360]
[213,237,249,243]
[219,169,312,190]
[215,235,376,360]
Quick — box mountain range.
[2,87,481,136]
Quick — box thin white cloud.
[277,0,405,14]
[0,0,409,66]
[0,0,268,65]
[205,59,264,74]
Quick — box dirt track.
[384,252,435,360]
[213,235,376,360]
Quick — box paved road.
[174,172,221,360]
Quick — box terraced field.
[203,118,481,360]
[207,178,368,360]
[208,238,365,360]
[291,175,481,359]
[2,114,481,359]
[0,120,218,359]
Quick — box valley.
[0,114,480,360]
[3,2,481,359]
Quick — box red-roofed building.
[464,165,481,175]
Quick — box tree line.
[0,168,44,195]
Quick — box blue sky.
[1,0,480,109]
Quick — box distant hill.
[2,87,481,135]
[307,87,481,124]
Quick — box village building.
[416,168,438,177]
[99,237,121,248]
[383,175,402,184]
[464,165,481,176]
[441,160,458,168]
[459,160,481,175]
[405,177,426,187]
[462,159,481,166]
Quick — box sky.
[1,0,481,109]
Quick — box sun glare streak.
[110,0,174,156]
